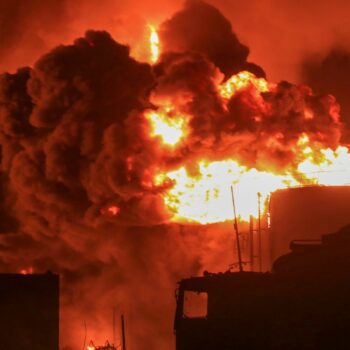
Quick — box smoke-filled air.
[1,1,350,349]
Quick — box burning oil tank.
[268,185,350,266]
[0,272,59,350]
[175,224,350,350]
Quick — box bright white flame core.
[149,25,160,63]
[156,160,299,223]
[145,110,187,146]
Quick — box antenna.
[83,320,87,350]
[113,308,116,346]
[249,215,254,271]
[121,314,126,350]
[257,192,262,272]
[230,186,243,272]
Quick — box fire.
[145,68,350,224]
[298,146,350,185]
[87,341,116,350]
[100,205,120,217]
[218,71,270,99]
[155,160,298,223]
[154,144,350,224]
[145,108,188,146]
[20,267,34,274]
[107,206,120,216]
[149,25,160,64]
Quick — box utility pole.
[231,186,243,272]
[121,315,126,350]
[112,309,116,346]
[249,215,254,271]
[257,192,262,272]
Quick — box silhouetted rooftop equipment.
[0,272,59,350]
[175,223,350,350]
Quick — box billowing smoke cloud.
[159,0,265,79]
[1,30,158,233]
[0,25,236,349]
[302,48,350,142]
[0,1,346,349]
[3,0,350,83]
[152,49,340,172]
[0,0,179,74]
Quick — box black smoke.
[159,0,265,79]
[302,48,350,143]
[0,2,346,349]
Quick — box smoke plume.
[0,1,346,349]
[159,0,265,78]
[302,48,350,143]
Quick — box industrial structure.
[175,185,350,349]
[269,185,350,264]
[175,224,350,349]
[237,185,350,271]
[0,272,59,350]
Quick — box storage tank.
[268,185,350,267]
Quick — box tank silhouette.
[174,225,350,350]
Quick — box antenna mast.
[257,192,262,272]
[113,308,116,346]
[82,321,87,350]
[121,314,126,350]
[231,186,243,272]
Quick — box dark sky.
[1,0,350,82]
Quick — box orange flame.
[155,161,298,223]
[149,25,160,64]
[100,205,120,217]
[154,145,350,224]
[218,71,271,99]
[298,145,350,185]
[146,70,350,224]
[20,267,34,274]
[145,107,188,146]
[107,206,120,216]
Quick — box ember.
[19,267,34,275]
[87,341,116,350]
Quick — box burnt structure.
[175,225,350,350]
[0,272,59,350]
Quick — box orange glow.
[87,341,96,350]
[145,108,188,146]
[298,146,350,185]
[155,160,298,223]
[143,70,350,225]
[100,205,120,217]
[146,67,350,224]
[218,71,270,99]
[154,145,350,224]
[149,25,160,64]
[20,267,34,274]
[107,206,120,216]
